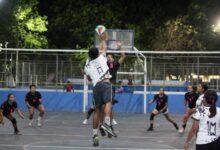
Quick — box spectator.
[65,81,74,92]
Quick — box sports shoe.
[173,123,179,130]
[93,135,99,147]
[108,125,117,138]
[82,119,88,125]
[178,128,185,134]
[112,119,118,125]
[37,117,42,127]
[101,123,117,137]
[147,126,154,131]
[28,121,33,127]
[14,130,22,135]
[99,126,106,137]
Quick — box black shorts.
[196,137,220,150]
[188,103,196,109]
[93,82,112,110]
[29,102,42,109]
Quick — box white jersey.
[84,54,111,86]
[196,94,204,107]
[192,107,220,145]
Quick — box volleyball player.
[0,94,24,134]
[178,85,199,133]
[184,90,220,150]
[196,84,208,107]
[84,42,117,146]
[147,88,179,131]
[82,41,125,126]
[25,84,45,127]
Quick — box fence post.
[197,57,200,84]
[56,55,59,88]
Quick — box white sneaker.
[37,117,42,127]
[28,122,33,127]
[28,120,33,127]
[178,128,184,134]
[82,119,88,125]
[112,119,118,125]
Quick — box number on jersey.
[207,121,216,136]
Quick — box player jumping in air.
[178,85,199,134]
[84,41,117,146]
[147,88,179,131]
[0,94,24,134]
[82,41,125,126]
[25,85,45,127]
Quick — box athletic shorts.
[154,108,168,114]
[28,102,42,109]
[93,81,112,110]
[196,137,220,150]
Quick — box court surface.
[0,112,195,150]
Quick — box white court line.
[2,133,187,139]
[21,139,179,150]
[0,144,179,150]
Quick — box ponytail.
[204,90,218,118]
[209,104,217,118]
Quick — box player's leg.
[179,108,194,133]
[147,109,159,131]
[0,109,4,124]
[163,112,179,130]
[28,106,34,126]
[92,107,101,147]
[37,104,45,126]
[5,113,20,134]
[100,82,117,137]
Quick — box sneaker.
[37,117,42,127]
[101,123,117,137]
[173,123,179,130]
[112,119,118,125]
[14,130,22,135]
[28,121,33,127]
[37,122,42,127]
[178,128,185,134]
[108,126,117,138]
[99,126,106,137]
[93,135,99,147]
[82,119,88,125]
[147,126,154,131]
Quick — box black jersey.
[185,92,199,109]
[154,94,168,111]
[0,100,18,115]
[25,91,42,107]
[107,61,120,84]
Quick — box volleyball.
[95,25,106,36]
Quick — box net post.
[144,55,147,114]
[83,75,88,113]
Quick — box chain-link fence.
[0,49,220,91]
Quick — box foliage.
[151,16,205,51]
[13,0,48,48]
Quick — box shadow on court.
[0,112,195,150]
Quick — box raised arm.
[99,32,109,55]
[117,41,125,65]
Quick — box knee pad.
[150,113,155,121]
[11,118,17,124]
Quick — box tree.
[13,0,48,48]
[151,16,205,51]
